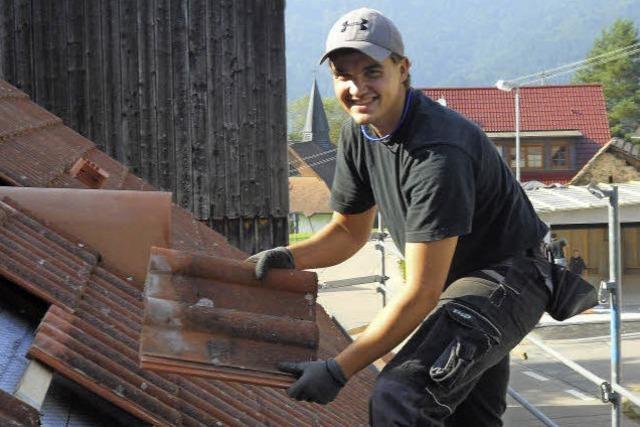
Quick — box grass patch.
[289,232,314,244]
[623,386,640,423]
[398,259,406,281]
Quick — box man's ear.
[399,57,410,83]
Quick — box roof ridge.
[419,83,603,90]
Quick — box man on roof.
[249,8,594,426]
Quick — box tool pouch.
[546,263,598,321]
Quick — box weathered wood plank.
[171,0,193,211]
[30,0,46,103]
[252,0,269,218]
[138,0,158,184]
[189,0,210,220]
[51,0,68,122]
[65,0,86,136]
[269,0,288,222]
[208,0,226,219]
[101,0,123,159]
[154,0,176,193]
[119,0,141,174]
[0,0,16,80]
[14,360,53,410]
[221,0,239,219]
[84,0,105,149]
[12,0,32,94]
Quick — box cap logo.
[341,18,368,32]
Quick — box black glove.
[246,247,295,279]
[278,359,347,404]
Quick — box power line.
[512,42,640,85]
[528,44,640,84]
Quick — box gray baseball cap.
[320,8,404,64]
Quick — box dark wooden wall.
[0,0,288,253]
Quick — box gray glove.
[278,359,347,404]
[246,246,295,279]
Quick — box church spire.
[301,79,332,150]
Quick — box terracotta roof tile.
[140,247,319,388]
[289,177,332,216]
[0,79,374,425]
[0,388,40,427]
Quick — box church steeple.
[301,79,332,150]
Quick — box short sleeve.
[404,146,475,242]
[330,124,375,214]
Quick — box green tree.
[323,97,350,143]
[573,19,640,141]
[287,95,349,144]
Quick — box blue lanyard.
[360,89,413,144]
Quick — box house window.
[551,143,569,169]
[499,144,544,170]
[523,145,543,169]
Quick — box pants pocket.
[428,302,502,389]
[429,337,475,388]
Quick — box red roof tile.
[422,85,611,182]
[0,79,374,425]
[289,177,332,216]
[140,247,319,388]
[0,388,40,427]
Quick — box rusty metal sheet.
[140,247,319,387]
[0,187,171,284]
[0,389,40,427]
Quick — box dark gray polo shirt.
[331,89,548,281]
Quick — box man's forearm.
[335,284,440,378]
[334,237,458,378]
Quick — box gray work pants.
[370,250,551,426]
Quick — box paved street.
[505,328,640,426]
[314,238,640,426]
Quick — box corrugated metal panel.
[140,247,318,387]
[527,181,640,213]
[0,388,40,427]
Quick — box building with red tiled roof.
[422,84,611,184]
[289,177,333,234]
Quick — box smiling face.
[329,50,409,136]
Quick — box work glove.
[246,246,295,279]
[278,359,348,404]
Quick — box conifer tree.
[574,19,640,141]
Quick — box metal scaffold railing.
[319,212,391,306]
[510,183,640,427]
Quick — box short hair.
[389,53,411,88]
